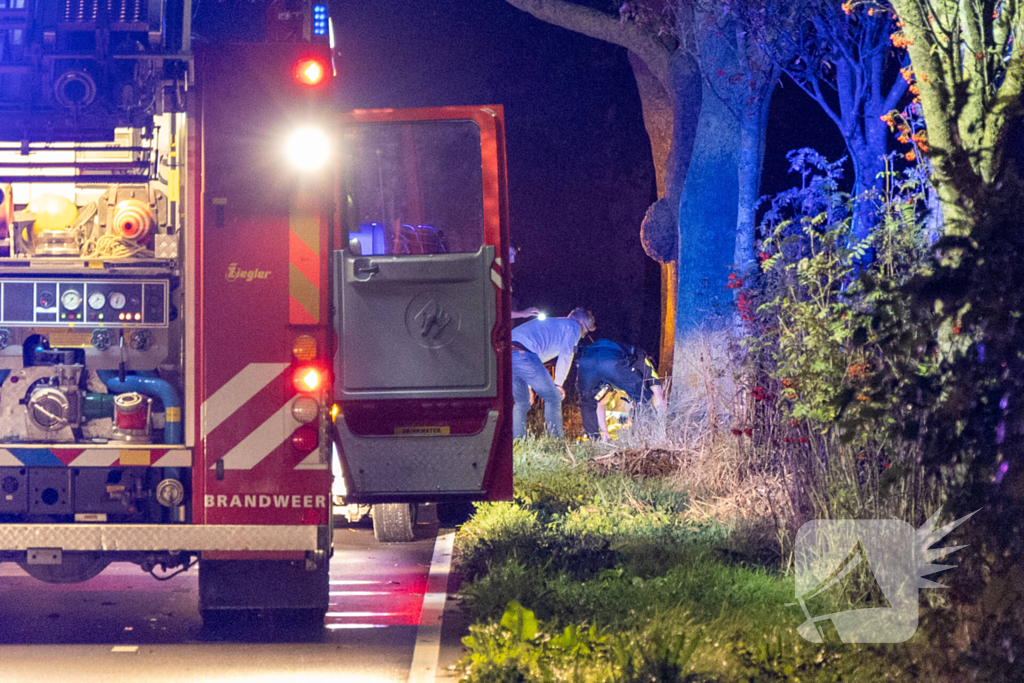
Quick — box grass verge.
[452,437,948,682]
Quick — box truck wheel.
[372,503,416,542]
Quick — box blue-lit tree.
[502,0,700,375]
[765,0,908,238]
[503,0,780,386]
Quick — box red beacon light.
[293,366,322,393]
[293,58,326,86]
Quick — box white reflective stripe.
[67,450,120,467]
[152,449,192,467]
[0,523,318,551]
[214,402,301,470]
[294,451,327,470]
[491,269,503,289]
[201,362,289,437]
[0,450,22,466]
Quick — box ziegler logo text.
[226,263,271,282]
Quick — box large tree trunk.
[672,15,774,421]
[734,88,773,278]
[630,50,700,376]
[501,0,687,370]
[671,81,739,418]
[674,78,740,340]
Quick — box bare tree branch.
[503,0,674,90]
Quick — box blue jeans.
[511,349,563,439]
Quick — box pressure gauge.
[88,292,106,310]
[109,292,126,310]
[38,291,55,308]
[61,289,82,310]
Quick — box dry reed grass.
[593,331,790,556]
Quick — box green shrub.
[459,602,703,683]
[456,438,949,682]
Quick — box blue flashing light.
[313,4,328,35]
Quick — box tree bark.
[627,52,673,199]
[734,81,775,278]
[629,49,701,376]
[503,0,673,89]
[503,0,689,373]
[674,77,740,339]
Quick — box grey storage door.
[332,118,497,400]
[332,247,497,399]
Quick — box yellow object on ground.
[604,390,631,438]
[27,194,77,235]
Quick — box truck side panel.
[194,44,333,527]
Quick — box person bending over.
[510,307,596,439]
[575,339,663,441]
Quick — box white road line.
[110,645,138,653]
[330,579,381,585]
[408,530,455,683]
[330,590,392,596]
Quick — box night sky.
[195,0,847,361]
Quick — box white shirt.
[511,317,584,386]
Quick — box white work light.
[285,127,330,170]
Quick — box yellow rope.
[80,233,153,259]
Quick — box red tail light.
[293,58,326,86]
[291,425,318,453]
[301,509,322,525]
[293,366,322,393]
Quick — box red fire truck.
[0,0,512,624]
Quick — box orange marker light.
[293,366,321,393]
[294,58,325,86]
[292,334,317,361]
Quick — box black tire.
[372,502,416,543]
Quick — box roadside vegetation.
[450,146,1015,681]
[453,439,944,682]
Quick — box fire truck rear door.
[333,109,503,400]
[330,106,511,500]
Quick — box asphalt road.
[0,520,465,683]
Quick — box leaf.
[500,601,538,641]
[549,625,575,649]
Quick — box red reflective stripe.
[289,229,320,286]
[290,295,317,325]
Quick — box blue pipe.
[105,375,183,444]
